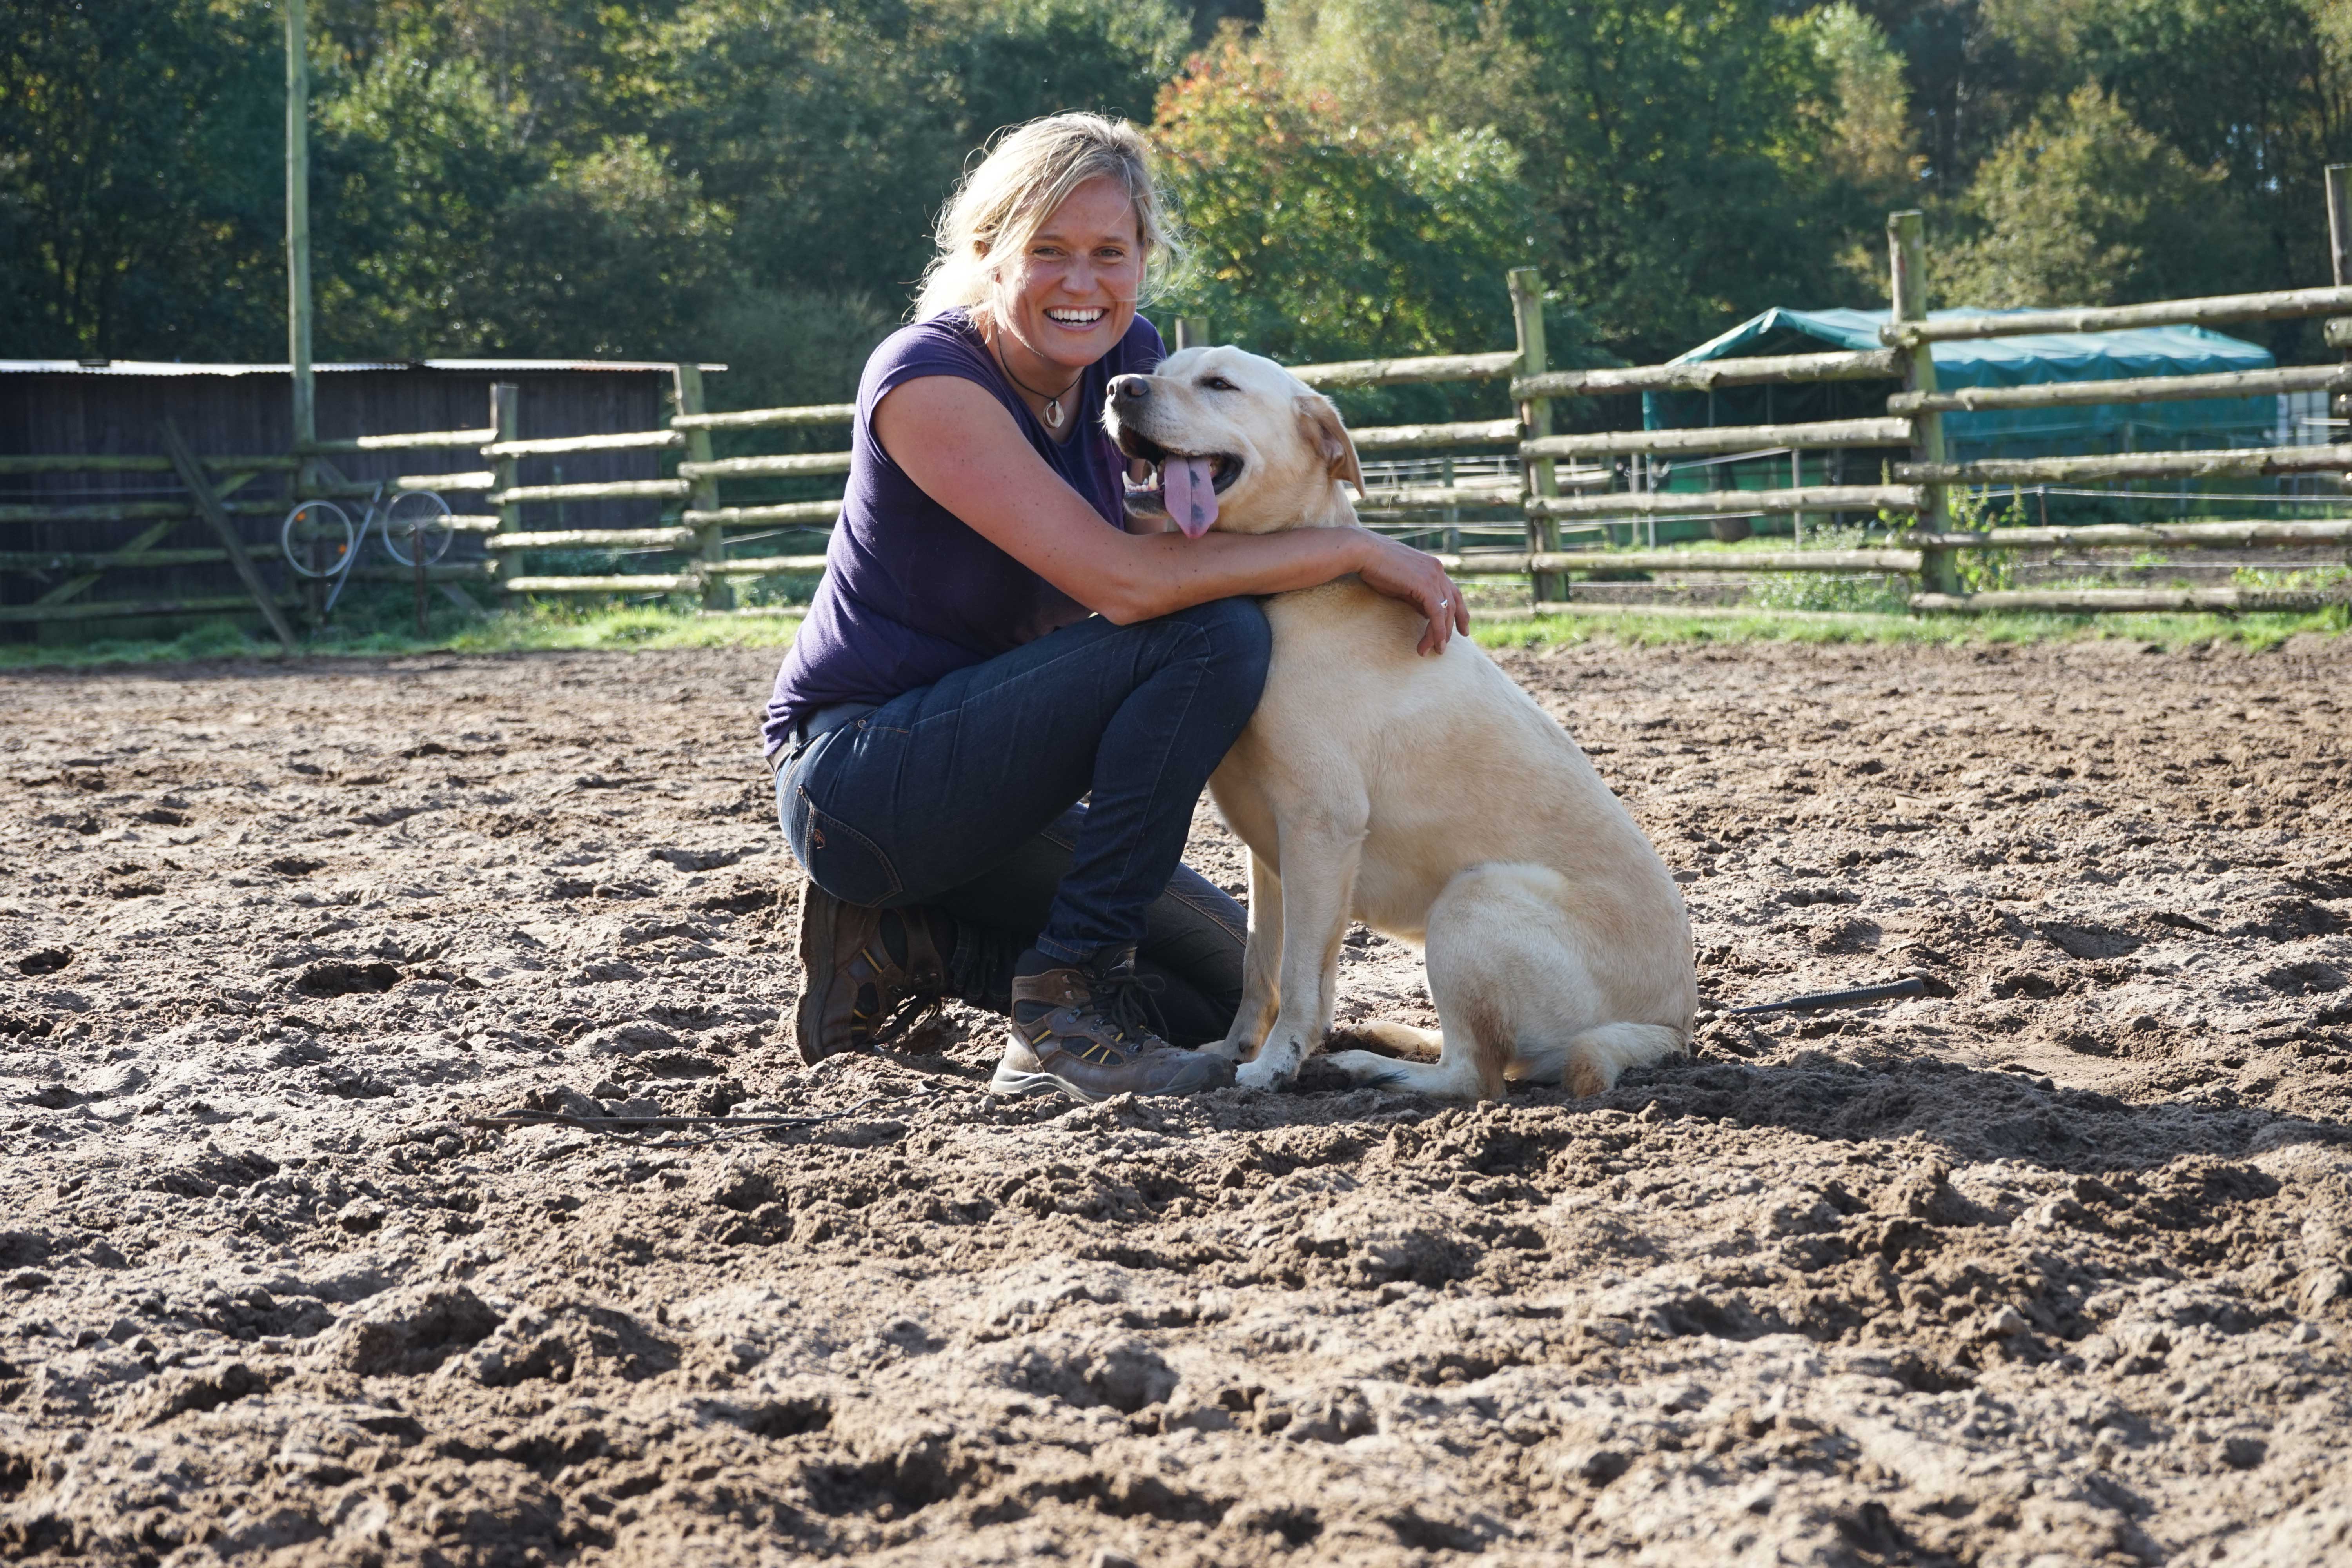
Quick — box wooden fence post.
[673,364,730,611]
[1510,268,1563,604]
[1889,211,1959,594]
[2327,165,2350,423]
[489,382,521,538]
[284,0,314,457]
[1174,316,1208,350]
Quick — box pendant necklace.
[992,339,1083,430]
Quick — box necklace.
[991,339,1083,430]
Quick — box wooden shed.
[0,359,714,640]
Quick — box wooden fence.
[10,191,2352,631]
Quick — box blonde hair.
[915,113,1182,328]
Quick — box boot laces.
[1089,962,1167,1045]
[871,990,945,1046]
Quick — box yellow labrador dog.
[1106,345,1696,1101]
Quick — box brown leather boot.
[989,947,1235,1102]
[793,883,949,1065]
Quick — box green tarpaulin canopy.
[1645,307,2276,457]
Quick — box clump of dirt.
[1,634,2348,1566]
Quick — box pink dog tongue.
[1165,456,1219,538]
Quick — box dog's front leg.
[1236,814,1363,1092]
[1205,850,1282,1062]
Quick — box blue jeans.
[775,598,1272,1043]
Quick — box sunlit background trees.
[9,0,2352,399]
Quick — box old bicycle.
[280,485,455,621]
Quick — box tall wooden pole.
[285,0,314,453]
[2327,165,2350,424]
[2327,166,2350,289]
[1889,211,1958,594]
[1509,268,1563,605]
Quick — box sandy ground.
[2,632,2350,1567]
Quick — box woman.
[764,112,1466,1103]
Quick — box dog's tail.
[1526,1022,1686,1098]
[1328,1019,1685,1100]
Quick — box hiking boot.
[989,947,1235,1102]
[794,883,949,1065]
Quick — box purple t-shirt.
[762,309,1164,756]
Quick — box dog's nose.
[1108,374,1151,403]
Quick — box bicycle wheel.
[379,490,454,566]
[281,500,356,579]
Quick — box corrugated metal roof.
[0,359,726,376]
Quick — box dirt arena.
[3,630,2349,1566]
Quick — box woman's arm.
[874,375,1472,654]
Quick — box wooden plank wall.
[0,366,664,633]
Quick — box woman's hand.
[1352,529,1471,655]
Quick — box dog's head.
[1104,345,1363,537]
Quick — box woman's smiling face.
[992,174,1144,373]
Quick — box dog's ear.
[1296,394,1365,494]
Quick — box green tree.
[1933,83,2259,309]
[1151,30,1541,360]
[1258,0,1868,359]
[1812,3,1921,200]
[1149,28,1598,423]
[0,0,282,358]
[1996,0,2352,315]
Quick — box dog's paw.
[1199,1033,1251,1063]
[1323,1048,1410,1087]
[1235,1049,1299,1093]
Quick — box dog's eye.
[1201,376,1236,392]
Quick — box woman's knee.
[1168,595,1272,683]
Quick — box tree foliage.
[0,0,282,358]
[1933,84,2260,308]
[1149,28,1540,361]
[3,0,2350,379]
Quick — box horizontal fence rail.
[1908,520,2352,549]
[1913,588,2342,613]
[323,472,494,496]
[1514,348,1904,401]
[1894,444,2352,486]
[298,427,498,454]
[1529,485,1926,520]
[1883,284,2352,346]
[704,554,830,575]
[1359,482,1524,510]
[490,478,688,505]
[1288,350,1520,390]
[1438,549,1922,575]
[1523,416,1914,461]
[1350,418,1522,451]
[483,430,683,457]
[1888,362,2352,414]
[671,404,855,432]
[677,453,854,481]
[499,574,699,595]
[483,528,697,551]
[679,501,845,528]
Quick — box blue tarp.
[1646,306,2276,457]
